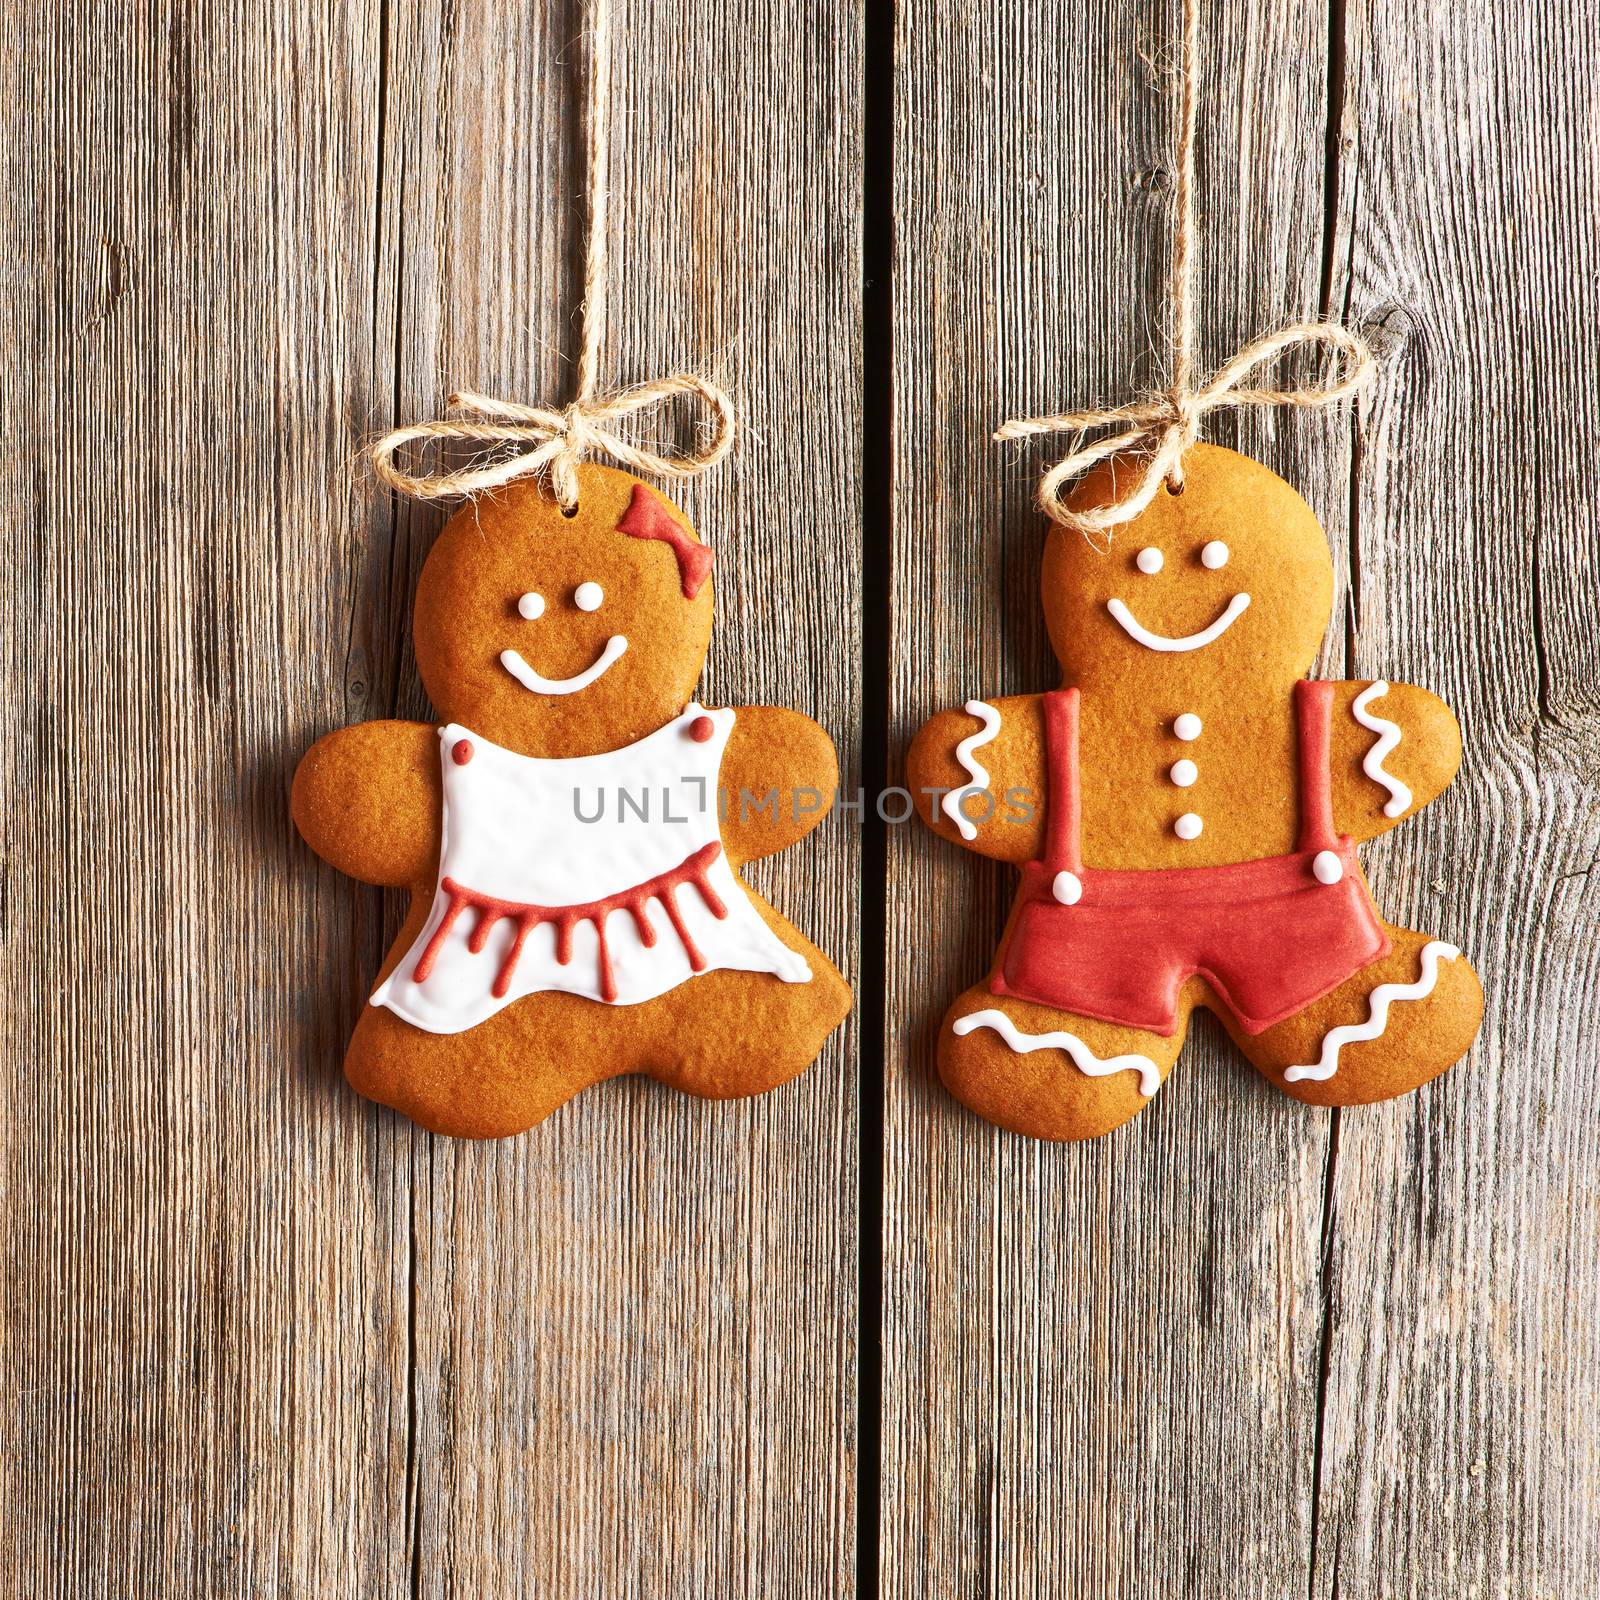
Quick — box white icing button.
[1136,546,1164,575]
[1173,712,1202,741]
[1051,870,1083,906]
[574,581,604,612]
[1201,540,1229,569]
[1313,849,1345,885]
[517,591,545,620]
[1170,759,1198,788]
[1174,812,1203,840]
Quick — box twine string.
[997,0,1374,540]
[574,0,611,408]
[370,0,735,511]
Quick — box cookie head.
[1041,442,1334,690]
[413,464,714,755]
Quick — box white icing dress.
[372,704,813,1035]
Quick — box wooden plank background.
[886,2,1600,1599]
[3,0,1597,1595]
[0,2,860,1595]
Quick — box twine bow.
[998,0,1374,542]
[996,322,1373,540]
[367,0,736,515]
[368,377,736,513]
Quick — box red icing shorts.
[992,684,1390,1038]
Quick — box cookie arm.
[290,720,442,887]
[718,706,840,864]
[905,693,1047,863]
[1328,680,1462,842]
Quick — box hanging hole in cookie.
[1165,470,1185,496]
[561,502,580,519]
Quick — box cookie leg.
[630,942,853,1102]
[346,923,851,1139]
[345,990,625,1139]
[938,982,1183,1142]
[1238,926,1484,1107]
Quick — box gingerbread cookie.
[293,464,851,1138]
[907,443,1482,1141]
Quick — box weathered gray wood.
[1307,2,1600,1593]
[7,0,1596,1590]
[0,2,860,1594]
[885,1,1600,1597]
[1,8,414,1596]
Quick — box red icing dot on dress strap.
[452,739,474,766]
[688,715,715,742]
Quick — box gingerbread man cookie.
[908,443,1482,1141]
[293,464,851,1138]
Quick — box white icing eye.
[574,581,604,613]
[517,591,545,620]
[1174,811,1203,840]
[1136,547,1164,575]
[1201,540,1229,570]
[1173,712,1202,741]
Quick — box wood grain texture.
[1308,1,1600,1592]
[5,0,1596,1592]
[885,2,1599,1598]
[0,2,860,1595]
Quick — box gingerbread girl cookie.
[908,443,1482,1141]
[293,464,851,1138]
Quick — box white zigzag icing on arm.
[1351,680,1413,818]
[941,700,1002,841]
[1284,941,1459,1083]
[951,1008,1162,1098]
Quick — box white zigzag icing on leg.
[952,1008,1162,1098]
[1284,941,1460,1084]
[1351,680,1413,819]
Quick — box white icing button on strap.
[1170,758,1198,788]
[1136,546,1164,574]
[1051,870,1083,906]
[517,591,545,620]
[1174,812,1203,840]
[1313,849,1345,885]
[574,581,604,612]
[1173,712,1202,741]
[1201,540,1229,569]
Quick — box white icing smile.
[1105,593,1251,652]
[500,635,629,695]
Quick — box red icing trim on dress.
[411,841,730,1004]
[616,482,714,598]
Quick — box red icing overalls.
[992,681,1390,1037]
